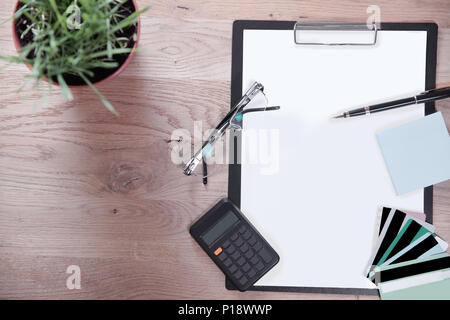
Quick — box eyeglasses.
[170,82,280,184]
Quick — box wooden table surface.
[0,0,449,300]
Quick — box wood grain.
[0,0,449,300]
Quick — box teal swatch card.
[377,112,450,195]
[380,276,450,300]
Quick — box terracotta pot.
[11,0,141,87]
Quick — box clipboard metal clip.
[294,22,378,46]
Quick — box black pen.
[333,86,450,119]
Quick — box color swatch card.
[376,112,450,195]
[367,207,449,299]
[376,253,450,300]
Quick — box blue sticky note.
[377,112,450,195]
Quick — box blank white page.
[240,29,427,289]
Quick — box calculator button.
[239,276,248,286]
[248,235,257,246]
[242,230,252,240]
[255,261,265,271]
[250,255,260,265]
[240,243,249,253]
[253,241,262,252]
[247,269,256,279]
[231,251,240,260]
[239,225,247,234]
[230,233,238,241]
[259,247,273,263]
[222,240,231,249]
[234,237,244,247]
[223,258,232,267]
[226,245,236,254]
[229,264,238,274]
[242,263,251,273]
[217,252,227,261]
[245,249,255,259]
[234,270,243,279]
[237,257,246,266]
[214,247,223,256]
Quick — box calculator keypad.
[215,223,275,288]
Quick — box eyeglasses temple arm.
[202,156,208,185]
[240,106,281,115]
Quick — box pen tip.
[332,114,344,119]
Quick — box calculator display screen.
[201,210,239,246]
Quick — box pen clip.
[420,86,449,95]
[420,89,435,94]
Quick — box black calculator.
[190,198,279,291]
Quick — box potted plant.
[1,0,149,115]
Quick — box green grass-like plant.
[0,0,150,115]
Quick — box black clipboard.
[226,20,437,295]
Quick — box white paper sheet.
[240,29,427,289]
